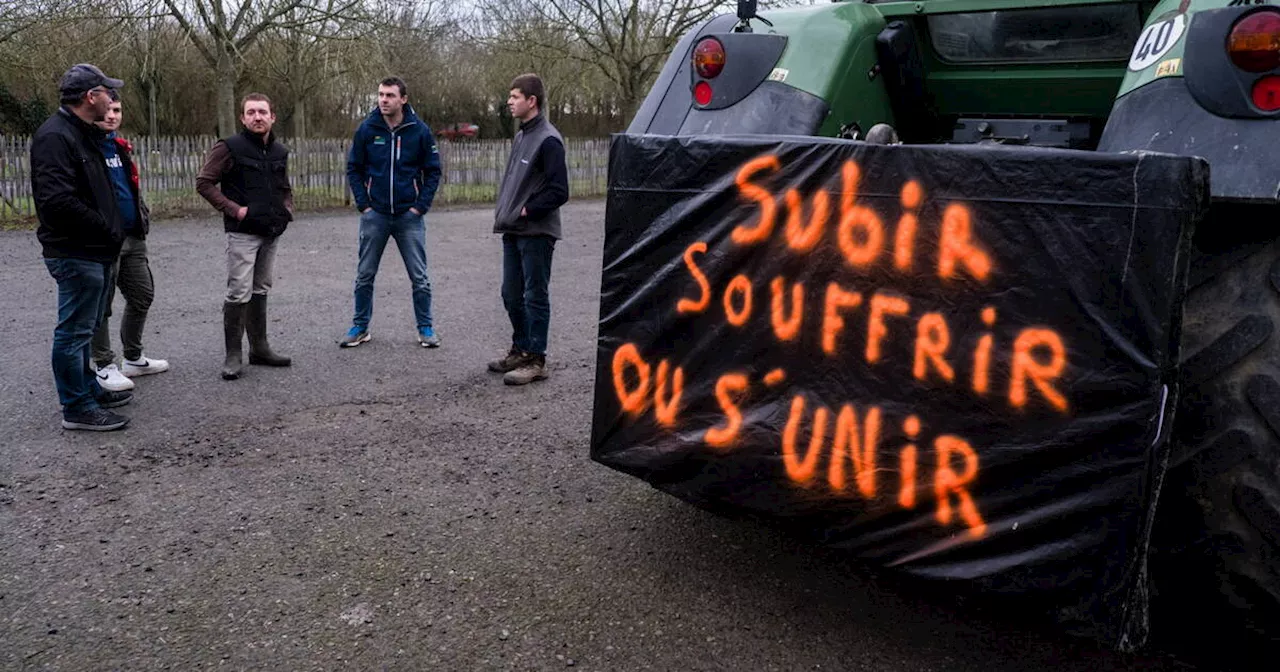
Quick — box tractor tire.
[1148,221,1280,664]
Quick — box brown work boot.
[503,354,548,386]
[488,346,529,373]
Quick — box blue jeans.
[501,234,555,356]
[45,257,111,413]
[352,209,433,330]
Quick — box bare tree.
[159,0,375,136]
[475,17,578,129]
[475,0,726,123]
[117,1,172,136]
[0,1,127,68]
[0,1,142,133]
[1,0,662,138]
[253,7,380,138]
[353,3,496,132]
[0,2,83,45]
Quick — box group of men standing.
[30,64,569,432]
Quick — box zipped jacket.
[494,114,568,239]
[102,132,151,238]
[31,107,124,262]
[346,103,442,216]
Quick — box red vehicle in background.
[436,122,479,140]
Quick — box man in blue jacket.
[340,76,443,349]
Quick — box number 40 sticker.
[1129,14,1187,71]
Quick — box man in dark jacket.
[488,73,569,386]
[196,92,294,380]
[90,91,170,393]
[340,76,443,349]
[32,63,134,431]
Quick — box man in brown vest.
[196,93,294,380]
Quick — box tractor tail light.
[1252,74,1280,110]
[1228,10,1280,72]
[694,81,713,106]
[693,38,726,79]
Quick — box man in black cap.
[31,63,134,431]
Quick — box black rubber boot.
[246,294,291,367]
[222,301,246,380]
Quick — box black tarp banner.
[590,134,1209,646]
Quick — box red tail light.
[693,38,726,79]
[694,81,713,106]
[1252,75,1280,110]
[1228,10,1280,72]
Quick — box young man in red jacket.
[90,90,170,392]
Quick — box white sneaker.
[121,355,170,377]
[94,363,135,391]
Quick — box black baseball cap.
[58,64,124,97]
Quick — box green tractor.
[625,0,1280,660]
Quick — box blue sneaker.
[339,326,371,348]
[417,327,441,348]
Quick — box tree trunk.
[293,96,307,138]
[147,82,158,137]
[216,51,237,137]
[620,93,639,130]
[621,68,647,129]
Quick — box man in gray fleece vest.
[489,73,569,385]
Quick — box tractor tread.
[1246,374,1280,442]
[1152,235,1280,659]
[1188,244,1262,290]
[1185,429,1254,482]
[1234,483,1280,551]
[1180,314,1272,386]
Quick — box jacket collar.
[98,131,119,153]
[365,102,421,131]
[240,127,275,148]
[58,106,107,140]
[518,113,544,133]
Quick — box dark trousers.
[92,235,155,366]
[44,257,111,413]
[501,233,555,357]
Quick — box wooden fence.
[0,135,611,223]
